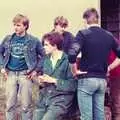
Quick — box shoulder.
[62,53,69,63]
[63,52,68,58]
[97,27,113,37]
[75,29,90,39]
[79,29,92,36]
[26,34,40,42]
[102,29,116,42]
[63,31,74,38]
[1,34,13,44]
[105,30,113,37]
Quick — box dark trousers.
[110,77,120,120]
[33,85,74,120]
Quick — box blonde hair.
[13,14,29,30]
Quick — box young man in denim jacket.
[0,14,45,120]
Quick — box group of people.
[0,8,120,120]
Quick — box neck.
[87,23,100,28]
[51,49,63,60]
[16,31,26,37]
[54,29,64,34]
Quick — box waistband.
[8,70,28,75]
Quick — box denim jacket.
[0,33,45,74]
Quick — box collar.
[87,24,100,28]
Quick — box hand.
[1,68,8,80]
[27,71,37,80]
[106,66,111,77]
[70,63,87,77]
[38,74,57,84]
[76,70,87,75]
[37,75,44,83]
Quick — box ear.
[24,24,28,30]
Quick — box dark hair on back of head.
[42,32,64,50]
[83,8,99,19]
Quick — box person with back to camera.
[67,8,120,120]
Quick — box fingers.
[77,70,87,75]
[27,71,37,80]
[37,75,56,84]
[1,69,8,80]
[1,72,8,80]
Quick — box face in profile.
[43,40,56,55]
[13,21,26,35]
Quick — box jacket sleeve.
[68,30,84,64]
[35,39,45,75]
[0,35,11,69]
[63,32,74,54]
[0,44,5,68]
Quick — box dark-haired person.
[52,16,74,54]
[33,32,76,120]
[0,14,45,120]
[53,16,80,119]
[68,8,120,120]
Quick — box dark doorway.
[101,0,120,39]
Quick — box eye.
[16,24,21,27]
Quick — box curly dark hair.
[42,32,64,50]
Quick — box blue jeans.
[5,70,33,120]
[77,77,107,120]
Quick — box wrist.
[108,66,112,72]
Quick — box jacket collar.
[11,33,30,43]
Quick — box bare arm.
[108,57,120,72]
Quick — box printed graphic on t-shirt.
[11,43,25,58]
